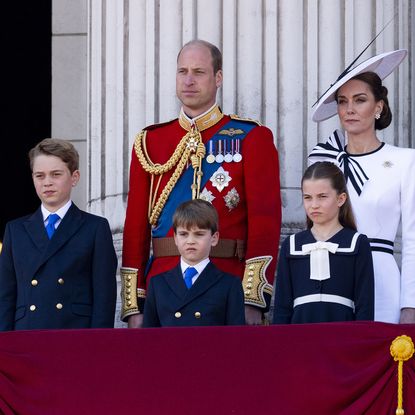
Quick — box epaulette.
[229,114,262,126]
[143,118,178,131]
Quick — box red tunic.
[122,111,281,315]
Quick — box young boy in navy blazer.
[143,199,245,327]
[0,138,117,330]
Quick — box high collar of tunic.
[179,104,223,132]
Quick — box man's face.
[176,44,222,118]
[32,154,79,212]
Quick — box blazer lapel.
[31,204,86,274]
[24,208,49,253]
[180,262,221,306]
[164,265,189,299]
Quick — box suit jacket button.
[175,312,182,318]
[56,303,63,310]
[194,312,201,319]
[58,278,64,285]
[30,305,36,311]
[31,279,38,286]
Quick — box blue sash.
[152,119,256,237]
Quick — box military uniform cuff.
[242,256,273,309]
[120,267,146,321]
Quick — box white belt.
[293,294,355,311]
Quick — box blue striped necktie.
[184,267,197,289]
[46,213,60,239]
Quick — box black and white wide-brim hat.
[312,49,408,122]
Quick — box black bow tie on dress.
[308,130,369,195]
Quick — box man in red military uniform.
[121,39,281,327]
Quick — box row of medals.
[205,138,243,164]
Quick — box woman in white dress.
[309,49,415,324]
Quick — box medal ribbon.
[152,119,256,237]
[308,129,369,195]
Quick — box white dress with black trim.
[273,228,374,324]
[309,131,415,323]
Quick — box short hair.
[302,162,357,231]
[335,71,392,130]
[173,199,219,234]
[177,39,222,74]
[29,138,79,173]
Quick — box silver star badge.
[224,187,240,211]
[210,166,232,192]
[199,188,216,204]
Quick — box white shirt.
[180,257,210,286]
[41,200,72,229]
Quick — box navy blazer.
[143,262,245,327]
[0,204,117,330]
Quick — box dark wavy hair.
[302,162,357,231]
[335,71,392,130]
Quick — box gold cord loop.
[134,127,205,225]
[390,335,414,415]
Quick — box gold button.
[249,265,254,270]
[31,279,38,286]
[58,278,64,285]
[126,288,131,294]
[56,303,63,310]
[248,271,254,276]
[246,283,252,289]
[127,275,132,281]
[127,282,131,287]
[127,301,132,306]
[126,295,131,300]
[247,277,253,282]
[30,305,36,311]
[245,290,251,296]
[194,312,201,319]
[175,312,182,318]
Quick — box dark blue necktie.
[46,213,60,239]
[184,267,197,289]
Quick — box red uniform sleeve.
[241,125,282,308]
[122,147,152,288]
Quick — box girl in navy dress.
[273,162,374,324]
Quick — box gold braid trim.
[242,256,273,308]
[149,146,192,225]
[134,129,205,226]
[120,267,143,320]
[134,130,190,174]
[229,114,262,126]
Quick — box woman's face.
[336,79,383,137]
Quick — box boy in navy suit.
[0,138,117,330]
[143,199,245,327]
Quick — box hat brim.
[312,49,408,122]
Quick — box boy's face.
[32,154,80,212]
[174,226,219,266]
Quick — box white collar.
[41,200,72,222]
[180,257,210,276]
